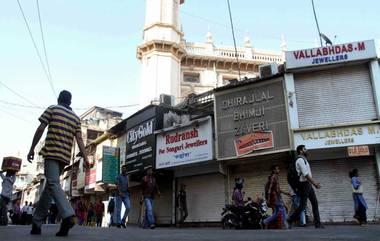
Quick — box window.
[183,73,200,83]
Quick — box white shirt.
[27,206,33,215]
[21,205,28,213]
[296,156,312,182]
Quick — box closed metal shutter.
[230,161,291,208]
[154,181,173,224]
[127,187,142,224]
[127,184,173,225]
[295,65,377,128]
[310,157,378,222]
[178,174,225,222]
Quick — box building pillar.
[284,73,299,129]
[369,60,380,118]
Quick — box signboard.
[348,146,370,157]
[102,146,120,184]
[85,155,96,189]
[76,158,86,189]
[234,131,274,156]
[156,117,213,169]
[286,40,377,70]
[125,119,156,174]
[95,145,103,183]
[215,77,290,159]
[294,123,380,149]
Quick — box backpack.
[287,156,306,194]
[107,198,115,213]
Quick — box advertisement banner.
[347,146,370,157]
[294,123,380,149]
[285,40,377,70]
[156,117,213,169]
[102,146,120,184]
[76,158,86,189]
[125,119,156,174]
[85,155,96,189]
[234,131,274,156]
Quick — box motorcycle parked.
[221,197,268,229]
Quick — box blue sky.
[0,0,379,163]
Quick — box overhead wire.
[36,0,54,86]
[0,107,35,125]
[16,0,57,98]
[0,80,40,108]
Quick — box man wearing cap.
[27,90,89,236]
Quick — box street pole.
[311,0,323,47]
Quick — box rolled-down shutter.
[178,174,225,222]
[295,65,377,128]
[310,157,378,222]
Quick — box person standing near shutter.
[287,145,323,229]
[27,90,89,236]
[349,168,368,225]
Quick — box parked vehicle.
[221,197,268,229]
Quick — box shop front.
[155,116,224,223]
[285,39,380,222]
[124,105,180,225]
[214,75,291,206]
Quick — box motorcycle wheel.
[221,214,237,229]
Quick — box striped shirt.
[38,104,81,164]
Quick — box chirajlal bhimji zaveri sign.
[214,77,290,159]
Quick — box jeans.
[288,182,321,227]
[33,159,75,228]
[143,198,155,227]
[115,194,130,225]
[0,195,10,225]
[291,195,306,225]
[263,202,288,229]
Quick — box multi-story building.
[137,0,285,106]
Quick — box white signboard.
[156,117,213,169]
[294,123,380,149]
[286,40,377,70]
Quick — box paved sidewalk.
[1,224,380,241]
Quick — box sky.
[0,0,379,167]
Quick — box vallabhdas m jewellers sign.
[285,40,377,70]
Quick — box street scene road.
[1,225,380,241]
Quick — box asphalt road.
[1,224,380,241]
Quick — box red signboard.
[347,145,370,157]
[234,131,274,156]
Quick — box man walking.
[95,200,105,227]
[0,170,16,226]
[177,184,188,224]
[27,90,89,236]
[262,165,289,229]
[115,165,131,228]
[287,145,323,228]
[141,167,160,229]
[107,193,116,227]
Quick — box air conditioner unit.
[259,63,278,78]
[159,94,175,106]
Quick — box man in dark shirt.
[115,165,130,228]
[177,184,188,224]
[27,90,89,236]
[141,167,160,229]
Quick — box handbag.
[352,184,363,194]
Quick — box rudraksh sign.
[286,40,377,69]
[347,146,370,157]
[215,77,290,159]
[156,117,213,168]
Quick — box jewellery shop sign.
[294,123,380,149]
[156,117,213,169]
[214,77,290,160]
